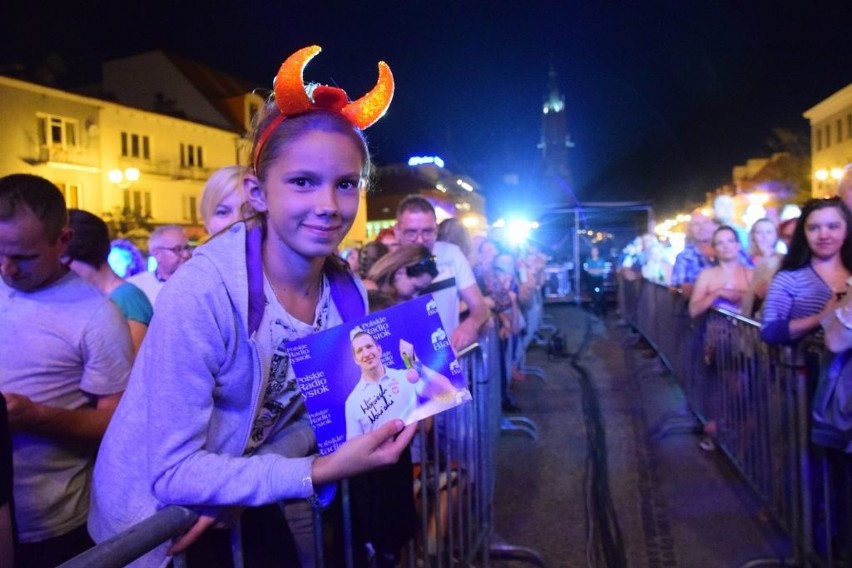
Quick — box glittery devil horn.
[272,45,394,129]
[273,45,321,116]
[341,62,394,129]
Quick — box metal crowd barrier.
[622,279,831,566]
[61,316,544,567]
[58,506,199,567]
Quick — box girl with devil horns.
[89,46,414,567]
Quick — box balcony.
[24,145,100,172]
[113,158,211,182]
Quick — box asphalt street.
[490,303,789,568]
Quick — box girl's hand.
[311,419,416,485]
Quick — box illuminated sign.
[407,156,445,168]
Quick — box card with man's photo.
[285,294,472,455]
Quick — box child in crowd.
[88,45,415,567]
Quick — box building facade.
[803,83,852,198]
[0,50,372,244]
[368,161,487,241]
[0,74,243,239]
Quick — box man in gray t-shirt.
[0,174,132,567]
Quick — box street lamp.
[108,167,140,187]
[108,167,146,226]
[814,167,846,198]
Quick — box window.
[36,114,79,149]
[826,125,832,148]
[848,114,852,139]
[56,182,80,208]
[182,194,199,224]
[123,188,152,218]
[120,131,151,160]
[180,143,204,168]
[816,128,822,151]
[838,119,843,144]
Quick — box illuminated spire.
[543,64,564,114]
[538,63,575,204]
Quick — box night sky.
[3,1,852,220]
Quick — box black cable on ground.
[568,307,628,568]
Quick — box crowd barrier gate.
[620,278,849,567]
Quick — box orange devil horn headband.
[252,45,394,173]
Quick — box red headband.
[252,45,394,174]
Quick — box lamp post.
[108,167,141,213]
[106,167,148,233]
[814,167,845,198]
[108,167,140,188]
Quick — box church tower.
[538,65,575,204]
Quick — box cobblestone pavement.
[490,303,789,568]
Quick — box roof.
[163,52,260,131]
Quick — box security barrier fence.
[60,303,546,568]
[622,278,852,567]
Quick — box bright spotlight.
[504,218,536,246]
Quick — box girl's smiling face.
[248,130,365,263]
[805,206,847,261]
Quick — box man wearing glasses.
[127,225,192,306]
[394,196,488,351]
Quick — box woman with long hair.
[366,243,437,304]
[199,165,246,236]
[689,225,753,318]
[761,197,852,345]
[741,218,784,317]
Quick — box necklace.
[263,270,328,334]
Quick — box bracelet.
[835,307,852,331]
[302,456,318,505]
[303,456,337,509]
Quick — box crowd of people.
[616,166,852,453]
[11,41,849,568]
[0,45,555,568]
[619,189,852,324]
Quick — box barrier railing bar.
[58,315,549,568]
[622,279,841,567]
[57,506,199,568]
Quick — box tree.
[762,127,812,205]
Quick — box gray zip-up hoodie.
[88,223,358,566]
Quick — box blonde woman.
[199,165,246,236]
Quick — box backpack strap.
[249,241,365,333]
[325,257,366,322]
[246,226,265,336]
